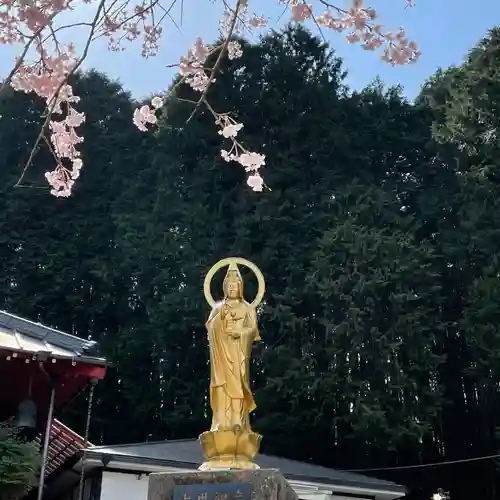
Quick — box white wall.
[300,496,357,500]
[99,471,366,500]
[101,471,149,500]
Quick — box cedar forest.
[1,24,500,500]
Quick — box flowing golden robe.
[206,299,261,431]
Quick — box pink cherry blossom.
[291,4,313,22]
[1,0,420,196]
[237,152,266,173]
[247,174,264,192]
[217,115,244,139]
[133,105,157,132]
[151,96,164,109]
[227,41,243,60]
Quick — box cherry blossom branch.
[177,91,266,192]
[204,98,266,191]
[14,0,107,191]
[0,40,34,97]
[185,0,243,124]
[1,0,419,197]
[92,0,168,47]
[0,9,63,94]
[310,0,421,63]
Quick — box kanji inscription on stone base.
[147,468,298,500]
[173,483,252,500]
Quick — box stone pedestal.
[147,469,298,500]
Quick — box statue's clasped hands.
[225,321,241,339]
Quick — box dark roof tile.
[88,439,405,493]
[0,310,97,355]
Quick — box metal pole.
[37,383,56,500]
[77,380,97,500]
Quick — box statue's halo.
[203,257,266,309]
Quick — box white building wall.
[101,471,149,499]
[99,471,365,500]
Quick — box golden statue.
[199,257,265,471]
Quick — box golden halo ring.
[203,257,265,309]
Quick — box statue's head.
[223,263,243,300]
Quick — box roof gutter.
[0,346,106,367]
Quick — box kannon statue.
[206,262,260,432]
[200,257,265,470]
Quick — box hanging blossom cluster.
[0,0,86,196]
[131,0,420,192]
[0,0,172,196]
[289,0,421,64]
[179,38,214,92]
[133,0,270,191]
[10,48,85,197]
[0,0,420,197]
[0,0,68,44]
[218,115,265,192]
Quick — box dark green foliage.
[412,27,500,500]
[0,70,147,442]
[3,22,500,500]
[112,27,446,491]
[419,27,500,182]
[0,422,40,500]
[307,187,444,462]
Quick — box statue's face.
[225,279,241,299]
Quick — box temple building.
[42,438,407,500]
[0,308,407,500]
[0,309,106,500]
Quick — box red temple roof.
[0,309,106,425]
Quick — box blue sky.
[1,0,499,100]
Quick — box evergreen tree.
[114,27,443,479]
[4,22,500,500]
[112,25,353,442]
[0,70,146,442]
[415,26,500,499]
[0,422,39,500]
[304,184,447,500]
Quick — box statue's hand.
[241,327,256,338]
[229,331,241,339]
